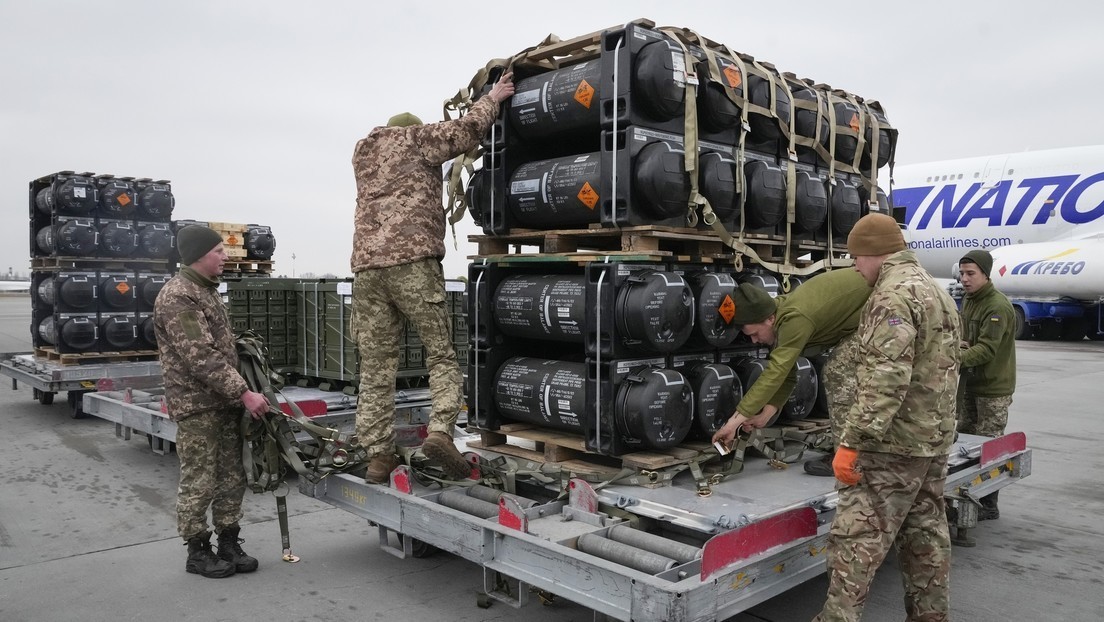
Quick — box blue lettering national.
[898,172,1104,229]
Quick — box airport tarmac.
[1,294,1102,622]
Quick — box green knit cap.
[387,112,423,127]
[177,225,223,265]
[731,282,777,324]
[960,249,993,277]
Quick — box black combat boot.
[803,453,835,476]
[186,532,236,578]
[217,525,259,573]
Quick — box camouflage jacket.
[736,269,872,417]
[350,95,499,271]
[838,251,962,456]
[960,281,1017,397]
[154,267,248,421]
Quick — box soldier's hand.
[712,412,747,449]
[241,390,270,420]
[832,446,862,486]
[489,71,515,104]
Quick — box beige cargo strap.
[659,28,706,229]
[237,332,366,494]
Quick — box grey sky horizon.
[3,1,1101,281]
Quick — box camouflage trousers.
[821,332,861,447]
[814,452,951,622]
[351,258,463,459]
[957,390,1012,437]
[175,408,246,541]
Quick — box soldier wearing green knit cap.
[956,248,1016,523]
[711,270,872,478]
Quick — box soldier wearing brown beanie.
[815,212,962,621]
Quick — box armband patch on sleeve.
[180,311,202,340]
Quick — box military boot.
[217,526,259,573]
[365,452,400,484]
[186,532,236,578]
[803,453,835,476]
[421,431,472,479]
[978,491,1000,521]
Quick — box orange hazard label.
[115,282,131,295]
[574,80,595,109]
[226,235,239,245]
[577,182,599,209]
[849,113,860,132]
[723,65,742,89]
[118,194,131,206]
[718,294,735,324]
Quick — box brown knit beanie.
[960,249,993,277]
[847,213,906,256]
[731,282,777,325]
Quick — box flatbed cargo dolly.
[301,431,1030,622]
[80,386,433,454]
[0,351,162,419]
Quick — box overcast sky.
[2,1,1101,280]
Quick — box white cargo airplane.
[892,144,1104,339]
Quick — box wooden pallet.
[467,422,716,485]
[223,259,274,274]
[30,256,173,270]
[471,225,787,263]
[34,347,159,365]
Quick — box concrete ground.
[1,294,1102,621]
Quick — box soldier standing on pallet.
[711,269,872,476]
[349,72,515,484]
[154,225,271,578]
[956,249,1017,522]
[814,213,961,622]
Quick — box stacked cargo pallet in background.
[29,171,176,360]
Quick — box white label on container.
[510,179,540,194]
[513,89,540,106]
[445,280,465,292]
[336,282,352,296]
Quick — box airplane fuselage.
[893,145,1104,278]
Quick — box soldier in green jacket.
[814,214,961,622]
[155,225,271,579]
[711,270,872,476]
[957,249,1017,521]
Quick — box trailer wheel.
[400,535,438,558]
[34,389,55,405]
[67,390,88,419]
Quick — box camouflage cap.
[731,282,777,325]
[387,112,423,127]
[960,249,993,277]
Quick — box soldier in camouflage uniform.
[711,269,871,475]
[814,213,961,622]
[956,249,1016,521]
[155,225,271,579]
[349,72,515,484]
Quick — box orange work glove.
[832,446,862,486]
